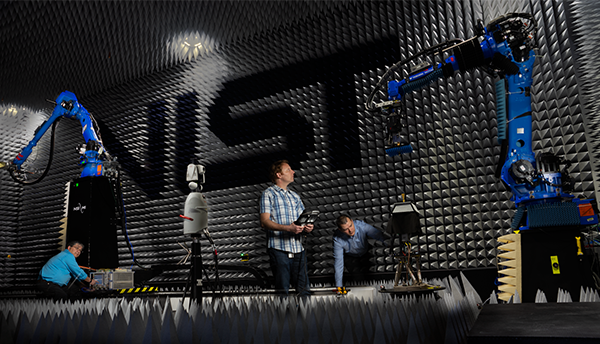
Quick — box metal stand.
[381,235,444,294]
[394,249,423,288]
[191,235,203,302]
[391,249,443,292]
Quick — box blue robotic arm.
[367,13,597,228]
[8,91,113,184]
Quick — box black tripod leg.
[191,236,203,302]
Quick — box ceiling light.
[170,30,214,62]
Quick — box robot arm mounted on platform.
[367,13,597,228]
[5,91,114,184]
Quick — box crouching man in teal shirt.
[37,241,97,300]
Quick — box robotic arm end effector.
[385,112,413,157]
[386,145,413,157]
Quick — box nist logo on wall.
[96,37,399,197]
[72,203,87,214]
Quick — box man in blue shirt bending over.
[37,240,97,300]
[333,215,387,288]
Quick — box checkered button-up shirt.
[259,185,305,253]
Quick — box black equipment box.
[66,177,119,269]
[520,227,595,302]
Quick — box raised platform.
[468,303,600,343]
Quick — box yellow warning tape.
[118,286,157,294]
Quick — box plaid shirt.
[259,185,305,253]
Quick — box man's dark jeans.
[268,248,311,296]
[36,279,82,300]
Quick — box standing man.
[259,160,313,296]
[333,215,387,287]
[37,241,97,300]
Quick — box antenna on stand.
[180,162,209,302]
